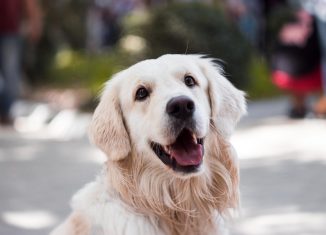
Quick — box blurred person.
[271,8,321,118]
[225,0,262,47]
[0,0,42,125]
[300,0,326,117]
[86,0,142,52]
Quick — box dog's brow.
[136,80,155,87]
[172,68,188,78]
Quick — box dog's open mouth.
[150,129,204,173]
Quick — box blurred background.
[0,0,326,234]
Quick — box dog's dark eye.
[135,87,149,101]
[184,75,196,87]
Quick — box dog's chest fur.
[71,177,164,235]
[71,175,226,235]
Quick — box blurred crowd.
[84,0,326,119]
[0,0,42,125]
[0,0,326,126]
[227,0,326,118]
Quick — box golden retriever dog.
[50,54,246,235]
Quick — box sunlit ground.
[230,117,326,235]
[0,125,105,235]
[2,210,57,230]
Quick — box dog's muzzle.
[150,96,204,174]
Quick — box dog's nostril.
[166,96,195,119]
[172,106,180,114]
[186,101,195,112]
[166,103,178,115]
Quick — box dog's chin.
[150,128,205,177]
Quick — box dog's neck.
[105,130,239,235]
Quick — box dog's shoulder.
[70,176,164,235]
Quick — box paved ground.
[0,98,326,235]
[230,118,326,235]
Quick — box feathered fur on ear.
[89,78,131,161]
[197,56,246,138]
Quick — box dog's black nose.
[166,96,195,120]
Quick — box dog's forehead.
[121,55,204,84]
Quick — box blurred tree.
[125,2,253,88]
[28,1,277,100]
[25,0,88,84]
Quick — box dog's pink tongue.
[170,130,203,166]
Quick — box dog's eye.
[135,87,149,101]
[184,75,196,87]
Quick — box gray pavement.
[230,117,326,235]
[0,132,104,235]
[1,97,326,235]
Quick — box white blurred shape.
[46,109,78,139]
[232,118,326,162]
[235,212,326,234]
[2,210,58,230]
[120,35,146,54]
[14,104,53,132]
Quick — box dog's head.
[89,54,246,177]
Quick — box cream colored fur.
[50,54,246,235]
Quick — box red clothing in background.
[0,0,23,34]
[273,67,322,94]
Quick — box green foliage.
[246,56,281,99]
[35,2,280,100]
[47,49,131,94]
[26,0,88,82]
[125,3,254,88]
[41,0,88,49]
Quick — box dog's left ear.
[88,77,131,161]
[197,56,246,138]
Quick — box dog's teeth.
[192,133,197,143]
[163,146,171,154]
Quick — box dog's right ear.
[89,78,131,161]
[196,56,246,138]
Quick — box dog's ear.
[89,78,131,161]
[197,56,246,138]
